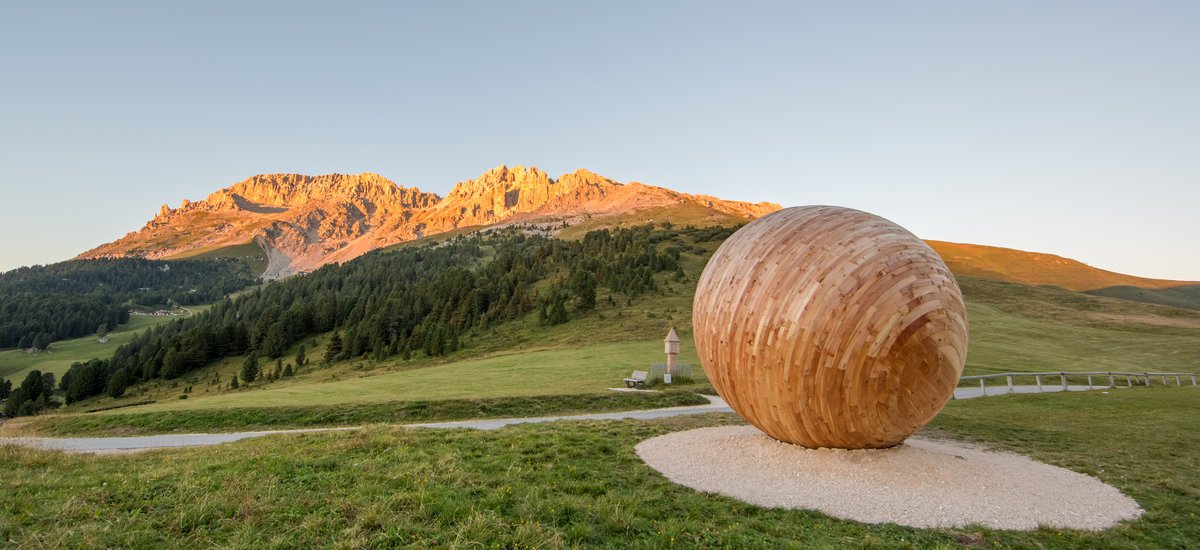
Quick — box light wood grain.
[693,206,968,449]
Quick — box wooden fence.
[957,371,1199,397]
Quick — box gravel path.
[0,385,1133,453]
[0,396,732,453]
[636,425,1143,531]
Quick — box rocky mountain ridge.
[79,166,781,278]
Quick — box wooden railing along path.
[956,371,1199,398]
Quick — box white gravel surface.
[635,425,1143,531]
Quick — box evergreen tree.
[261,323,288,358]
[229,375,239,389]
[4,370,48,417]
[162,348,186,379]
[547,293,569,325]
[32,332,52,350]
[240,352,259,383]
[570,269,597,311]
[0,378,11,399]
[324,333,343,363]
[282,363,294,377]
[295,345,306,366]
[40,224,701,404]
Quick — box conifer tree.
[240,352,259,383]
[570,269,597,311]
[547,293,569,325]
[324,333,343,363]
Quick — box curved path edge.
[0,395,733,453]
[0,384,1142,454]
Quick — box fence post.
[1006,375,1014,393]
[1145,374,1152,387]
[980,379,986,396]
[1087,375,1093,389]
[1192,375,1198,386]
[1175,375,1182,386]
[1061,373,1068,391]
[1036,375,1042,392]
[1108,372,1115,388]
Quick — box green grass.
[88,339,706,414]
[0,314,181,384]
[26,266,1198,435]
[959,277,1200,375]
[23,225,1199,438]
[926,387,1200,547]
[164,240,269,277]
[2,387,1197,547]
[8,389,709,436]
[1086,284,1200,311]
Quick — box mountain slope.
[80,166,780,278]
[1083,284,1200,311]
[926,240,1192,291]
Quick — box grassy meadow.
[99,338,703,413]
[1,223,1198,547]
[2,387,1197,548]
[5,227,1198,437]
[960,277,1200,375]
[0,314,184,384]
[164,240,269,277]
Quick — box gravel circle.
[635,425,1143,531]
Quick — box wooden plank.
[693,206,968,449]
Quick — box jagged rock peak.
[447,165,554,199]
[444,165,627,200]
[214,172,440,209]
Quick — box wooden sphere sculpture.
[693,206,968,449]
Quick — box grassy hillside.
[928,240,1193,291]
[959,276,1200,375]
[557,203,745,239]
[164,240,269,277]
[17,233,1195,436]
[86,275,1200,415]
[0,313,184,384]
[8,219,1196,435]
[1085,284,1200,311]
[96,339,702,414]
[2,387,1198,547]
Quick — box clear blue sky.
[1,1,1197,279]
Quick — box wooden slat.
[693,206,968,449]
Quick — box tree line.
[47,225,708,408]
[0,257,256,349]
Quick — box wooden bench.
[624,370,649,388]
